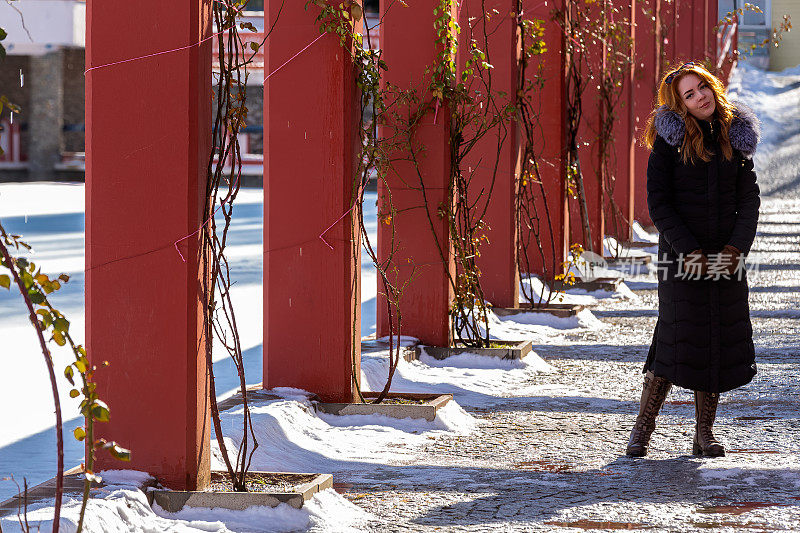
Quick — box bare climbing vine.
[427,0,517,347]
[514,7,568,306]
[200,0,285,491]
[307,0,410,403]
[596,0,634,254]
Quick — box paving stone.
[322,198,800,532]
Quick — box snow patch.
[0,486,368,533]
[0,183,85,217]
[360,349,553,408]
[213,394,476,476]
[632,221,659,243]
[603,235,657,257]
[494,307,606,331]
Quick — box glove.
[719,244,742,276]
[683,248,709,279]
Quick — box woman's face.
[677,73,716,121]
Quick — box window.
[244,0,263,12]
[731,0,771,64]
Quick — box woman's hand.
[698,245,741,278]
[684,248,710,278]
[719,244,742,276]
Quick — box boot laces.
[633,378,669,436]
[699,393,720,444]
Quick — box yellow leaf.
[53,330,66,347]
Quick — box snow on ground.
[0,184,554,511]
[520,273,640,306]
[361,349,553,409]
[214,393,476,478]
[0,470,371,533]
[631,220,658,243]
[154,490,371,533]
[728,61,800,199]
[603,235,657,257]
[0,184,269,505]
[492,307,606,332]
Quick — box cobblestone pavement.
[330,197,800,532]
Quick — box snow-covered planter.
[501,303,587,318]
[361,334,420,363]
[314,392,452,422]
[415,340,533,361]
[148,471,333,513]
[550,276,623,294]
[604,254,652,265]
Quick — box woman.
[626,62,761,458]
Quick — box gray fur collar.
[654,101,761,158]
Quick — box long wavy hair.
[644,62,735,164]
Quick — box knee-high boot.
[693,391,725,457]
[626,371,672,457]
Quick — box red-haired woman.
[626,62,761,458]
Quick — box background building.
[768,0,800,71]
[0,0,86,180]
[2,0,790,182]
[719,0,799,71]
[0,0,380,182]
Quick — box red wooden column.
[377,0,455,347]
[660,0,676,71]
[709,0,735,82]
[86,0,212,490]
[607,0,636,242]
[692,0,712,60]
[520,0,569,280]
[633,0,659,227]
[674,0,693,62]
[707,0,718,63]
[702,0,713,61]
[571,6,605,255]
[460,0,520,308]
[719,20,737,83]
[263,1,361,403]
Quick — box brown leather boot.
[693,391,725,457]
[626,371,672,457]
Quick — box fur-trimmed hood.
[654,101,761,158]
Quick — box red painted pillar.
[690,0,705,60]
[633,0,659,227]
[606,0,636,242]
[86,0,212,490]
[377,0,455,347]
[519,0,569,281]
[702,0,713,61]
[660,0,676,71]
[459,0,520,308]
[709,0,733,81]
[708,0,719,63]
[719,21,737,83]
[674,0,693,62]
[263,1,361,403]
[570,5,604,255]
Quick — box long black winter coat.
[644,103,761,393]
